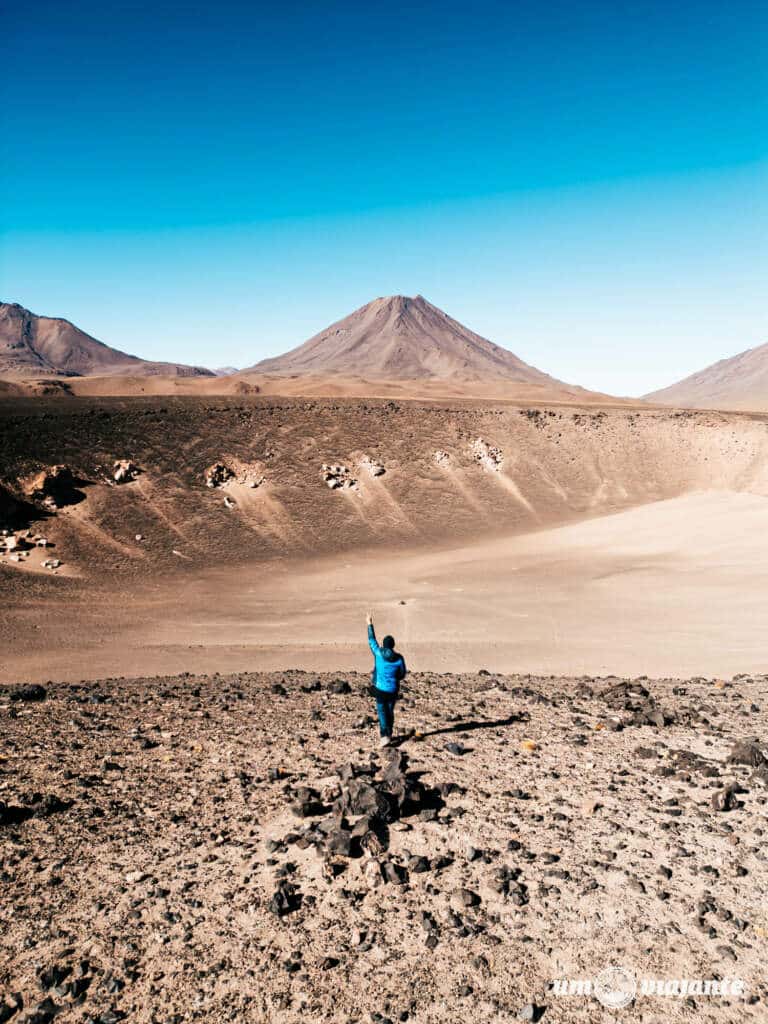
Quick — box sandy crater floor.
[3,490,768,685]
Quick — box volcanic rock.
[10,684,47,702]
[23,466,83,510]
[728,739,766,767]
[269,880,301,917]
[711,785,740,812]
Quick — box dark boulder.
[711,784,740,812]
[269,880,302,917]
[728,739,766,768]
[10,684,47,703]
[325,828,353,857]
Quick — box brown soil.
[1,670,765,1023]
[2,396,768,685]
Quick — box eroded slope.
[1,398,768,584]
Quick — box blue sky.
[2,0,766,393]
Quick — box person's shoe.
[379,735,391,749]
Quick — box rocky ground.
[1,671,767,1023]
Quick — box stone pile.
[1,529,54,565]
[204,462,235,488]
[599,679,679,727]
[469,439,503,472]
[204,460,265,489]
[320,464,357,490]
[276,750,445,889]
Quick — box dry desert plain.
[1,394,768,1023]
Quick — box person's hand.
[366,611,373,626]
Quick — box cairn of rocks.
[205,462,235,488]
[268,750,446,912]
[204,460,265,489]
[598,678,680,728]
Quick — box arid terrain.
[0,303,213,381]
[1,669,766,1024]
[2,395,768,682]
[6,293,765,411]
[248,296,602,400]
[647,341,768,412]
[0,295,620,404]
[2,392,768,1022]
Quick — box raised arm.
[366,612,380,655]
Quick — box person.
[366,611,407,747]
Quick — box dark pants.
[375,696,396,738]
[372,679,397,737]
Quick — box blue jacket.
[368,625,406,695]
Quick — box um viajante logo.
[552,965,746,1008]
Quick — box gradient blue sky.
[2,0,766,393]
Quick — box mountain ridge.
[646,340,768,410]
[0,302,214,379]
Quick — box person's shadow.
[395,712,526,744]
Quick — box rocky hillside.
[2,397,768,584]
[0,302,214,379]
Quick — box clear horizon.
[2,0,766,396]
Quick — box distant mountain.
[646,341,768,411]
[0,302,214,379]
[213,366,240,376]
[247,295,590,391]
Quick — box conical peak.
[250,293,567,385]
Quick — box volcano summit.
[250,294,593,392]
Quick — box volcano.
[248,295,592,392]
